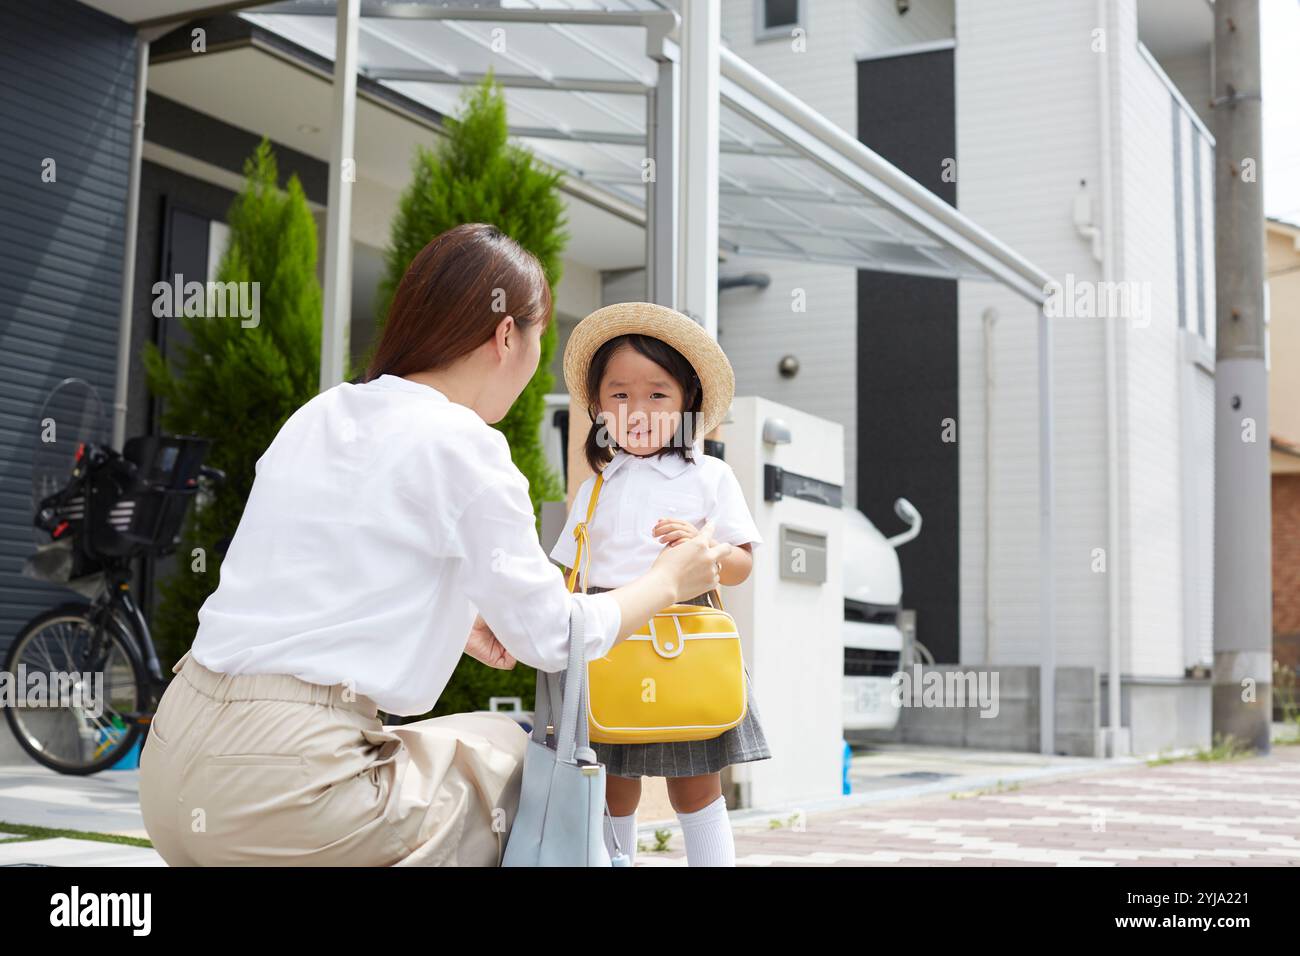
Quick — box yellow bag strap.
[566,473,604,595]
[564,467,725,612]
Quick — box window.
[755,0,802,41]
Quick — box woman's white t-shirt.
[549,448,763,590]
[189,373,622,716]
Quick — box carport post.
[1038,301,1056,755]
[645,25,679,309]
[677,0,719,337]
[319,0,359,390]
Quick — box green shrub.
[374,74,569,719]
[142,138,321,665]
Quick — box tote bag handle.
[529,604,592,762]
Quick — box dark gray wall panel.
[0,0,136,651]
[857,48,959,663]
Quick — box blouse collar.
[368,373,449,402]
[601,444,699,481]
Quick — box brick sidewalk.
[634,746,1300,866]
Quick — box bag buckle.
[648,616,687,659]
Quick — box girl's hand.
[652,517,701,546]
[650,518,729,603]
[654,519,736,570]
[464,614,517,669]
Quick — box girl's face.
[597,344,684,455]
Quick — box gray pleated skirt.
[558,586,772,779]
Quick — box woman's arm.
[654,520,754,586]
[561,518,730,643]
[454,464,729,671]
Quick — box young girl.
[549,301,771,867]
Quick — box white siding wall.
[718,0,954,508]
[955,0,1109,667]
[1169,85,1216,671]
[1154,50,1213,129]
[1118,5,1200,677]
[956,0,1202,681]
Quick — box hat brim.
[563,302,735,440]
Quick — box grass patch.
[767,812,807,829]
[639,829,673,853]
[949,779,1020,800]
[0,821,152,848]
[1271,719,1300,746]
[1147,732,1256,766]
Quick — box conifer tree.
[375,72,568,522]
[143,138,321,664]
[375,74,570,718]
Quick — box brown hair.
[583,333,703,474]
[364,222,552,381]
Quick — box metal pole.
[320,0,359,390]
[645,56,678,309]
[677,0,719,336]
[1097,0,1128,758]
[1038,303,1056,755]
[1212,0,1271,752]
[112,32,150,449]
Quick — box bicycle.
[5,378,224,775]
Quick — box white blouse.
[188,373,622,716]
[549,447,763,590]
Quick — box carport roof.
[241,0,1051,303]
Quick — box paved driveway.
[3,729,1298,867]
[635,746,1300,866]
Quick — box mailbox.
[779,525,828,583]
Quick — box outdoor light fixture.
[762,418,792,445]
[778,354,799,378]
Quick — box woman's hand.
[649,518,730,603]
[654,517,735,564]
[464,614,517,669]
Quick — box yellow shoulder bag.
[566,471,748,744]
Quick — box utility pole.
[1212,0,1271,753]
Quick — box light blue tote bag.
[501,607,631,867]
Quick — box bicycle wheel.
[3,603,149,775]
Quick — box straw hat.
[563,301,735,439]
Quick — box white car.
[842,500,921,731]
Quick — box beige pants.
[139,649,529,866]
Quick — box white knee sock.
[604,810,637,865]
[676,794,735,867]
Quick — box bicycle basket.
[85,435,212,559]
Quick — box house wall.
[1267,226,1300,451]
[855,46,959,662]
[955,0,1215,751]
[955,0,1109,673]
[0,0,138,652]
[1112,14,1211,676]
[1275,474,1300,671]
[718,0,955,513]
[1152,50,1213,129]
[1267,224,1300,675]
